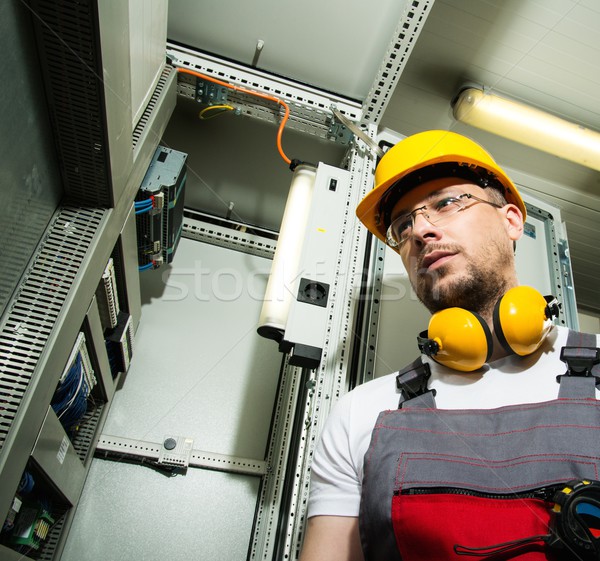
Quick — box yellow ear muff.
[417,308,493,372]
[493,286,558,356]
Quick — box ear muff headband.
[494,285,559,356]
[418,308,493,372]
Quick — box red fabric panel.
[392,493,553,561]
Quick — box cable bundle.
[135,197,154,215]
[51,354,91,433]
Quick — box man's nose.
[410,211,443,243]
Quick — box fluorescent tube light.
[452,87,600,172]
[257,164,317,342]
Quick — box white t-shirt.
[307,325,600,518]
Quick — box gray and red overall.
[359,331,600,560]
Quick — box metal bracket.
[182,209,277,259]
[327,116,353,146]
[195,79,229,106]
[330,106,384,158]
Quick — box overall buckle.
[396,361,436,407]
[557,346,600,384]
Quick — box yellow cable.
[199,104,234,120]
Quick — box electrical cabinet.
[0,1,173,559]
[0,1,579,560]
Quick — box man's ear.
[503,204,524,242]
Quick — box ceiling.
[168,0,406,101]
[380,0,600,315]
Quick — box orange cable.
[177,67,292,165]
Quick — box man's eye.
[434,197,460,212]
[394,217,412,235]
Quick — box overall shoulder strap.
[557,330,600,399]
[396,357,437,409]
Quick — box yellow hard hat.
[356,130,526,243]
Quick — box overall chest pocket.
[392,487,555,560]
[391,452,600,561]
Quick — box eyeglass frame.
[385,192,504,248]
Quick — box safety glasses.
[385,193,503,248]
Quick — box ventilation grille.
[37,504,69,561]
[0,207,105,454]
[29,0,112,206]
[132,65,174,151]
[72,403,105,463]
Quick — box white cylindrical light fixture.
[452,87,600,172]
[257,164,317,341]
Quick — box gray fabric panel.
[558,374,597,398]
[370,396,600,493]
[359,409,403,561]
[566,330,596,350]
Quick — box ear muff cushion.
[427,308,492,372]
[493,286,550,356]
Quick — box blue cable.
[138,262,154,271]
[52,354,91,431]
[18,471,35,495]
[134,198,153,208]
[52,355,81,409]
[134,198,153,214]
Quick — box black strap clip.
[417,330,439,357]
[557,346,600,383]
[544,295,561,320]
[396,360,435,405]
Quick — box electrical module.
[135,146,187,271]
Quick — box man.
[299,130,600,560]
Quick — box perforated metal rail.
[96,434,268,476]
[362,0,435,124]
[182,210,277,259]
[168,42,363,142]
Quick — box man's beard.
[413,240,513,316]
